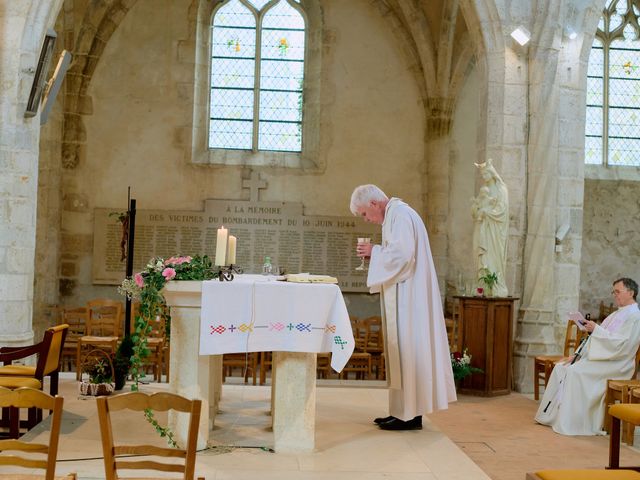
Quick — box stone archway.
[62,0,141,170]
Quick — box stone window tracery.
[586,0,640,166]
[209,0,305,153]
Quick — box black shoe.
[373,415,395,425]
[379,416,422,431]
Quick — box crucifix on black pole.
[124,188,136,336]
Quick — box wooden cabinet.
[454,296,518,396]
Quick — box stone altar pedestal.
[163,281,221,450]
[163,281,319,453]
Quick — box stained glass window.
[587,0,640,166]
[209,0,305,152]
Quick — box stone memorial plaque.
[92,199,380,292]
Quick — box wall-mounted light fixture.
[510,26,531,46]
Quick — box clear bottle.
[262,256,273,275]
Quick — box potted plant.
[451,348,483,389]
[79,349,115,396]
[479,268,499,297]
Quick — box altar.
[163,276,355,453]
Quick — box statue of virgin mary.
[471,159,509,297]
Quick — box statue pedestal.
[454,295,518,396]
[163,281,318,452]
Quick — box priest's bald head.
[350,184,389,225]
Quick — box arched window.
[586,0,640,166]
[209,0,305,153]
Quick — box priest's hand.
[557,356,573,365]
[356,242,373,258]
[583,320,596,333]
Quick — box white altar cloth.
[199,274,354,372]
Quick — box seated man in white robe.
[535,277,640,436]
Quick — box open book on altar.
[569,311,587,331]
[285,273,338,284]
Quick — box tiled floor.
[429,391,640,480]
[1,373,489,479]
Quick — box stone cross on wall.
[242,171,267,201]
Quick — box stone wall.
[580,179,640,316]
[40,0,428,316]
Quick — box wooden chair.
[527,400,640,479]
[0,324,69,397]
[259,351,272,385]
[0,386,76,480]
[316,353,332,379]
[533,320,588,400]
[0,323,68,438]
[363,316,385,380]
[608,403,640,472]
[58,307,88,372]
[339,352,372,380]
[445,301,461,353]
[527,470,640,479]
[340,316,372,380]
[76,299,123,380]
[0,376,42,438]
[600,300,617,321]
[97,391,203,480]
[222,353,258,385]
[604,347,640,442]
[130,303,166,382]
[626,387,640,446]
[351,317,369,352]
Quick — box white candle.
[215,226,228,266]
[227,235,237,265]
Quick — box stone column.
[425,97,454,293]
[0,1,63,347]
[512,1,586,392]
[271,351,317,453]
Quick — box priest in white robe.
[350,184,456,431]
[535,277,640,436]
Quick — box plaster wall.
[580,179,640,317]
[52,0,426,306]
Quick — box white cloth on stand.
[199,274,355,372]
[535,302,640,435]
[367,198,456,420]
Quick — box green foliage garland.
[119,254,218,447]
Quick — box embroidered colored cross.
[228,324,237,332]
[334,335,348,350]
[287,323,295,331]
[295,323,312,332]
[324,324,336,333]
[210,325,226,335]
[238,323,254,332]
[270,322,285,331]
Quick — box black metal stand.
[124,193,136,336]
[217,264,243,282]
